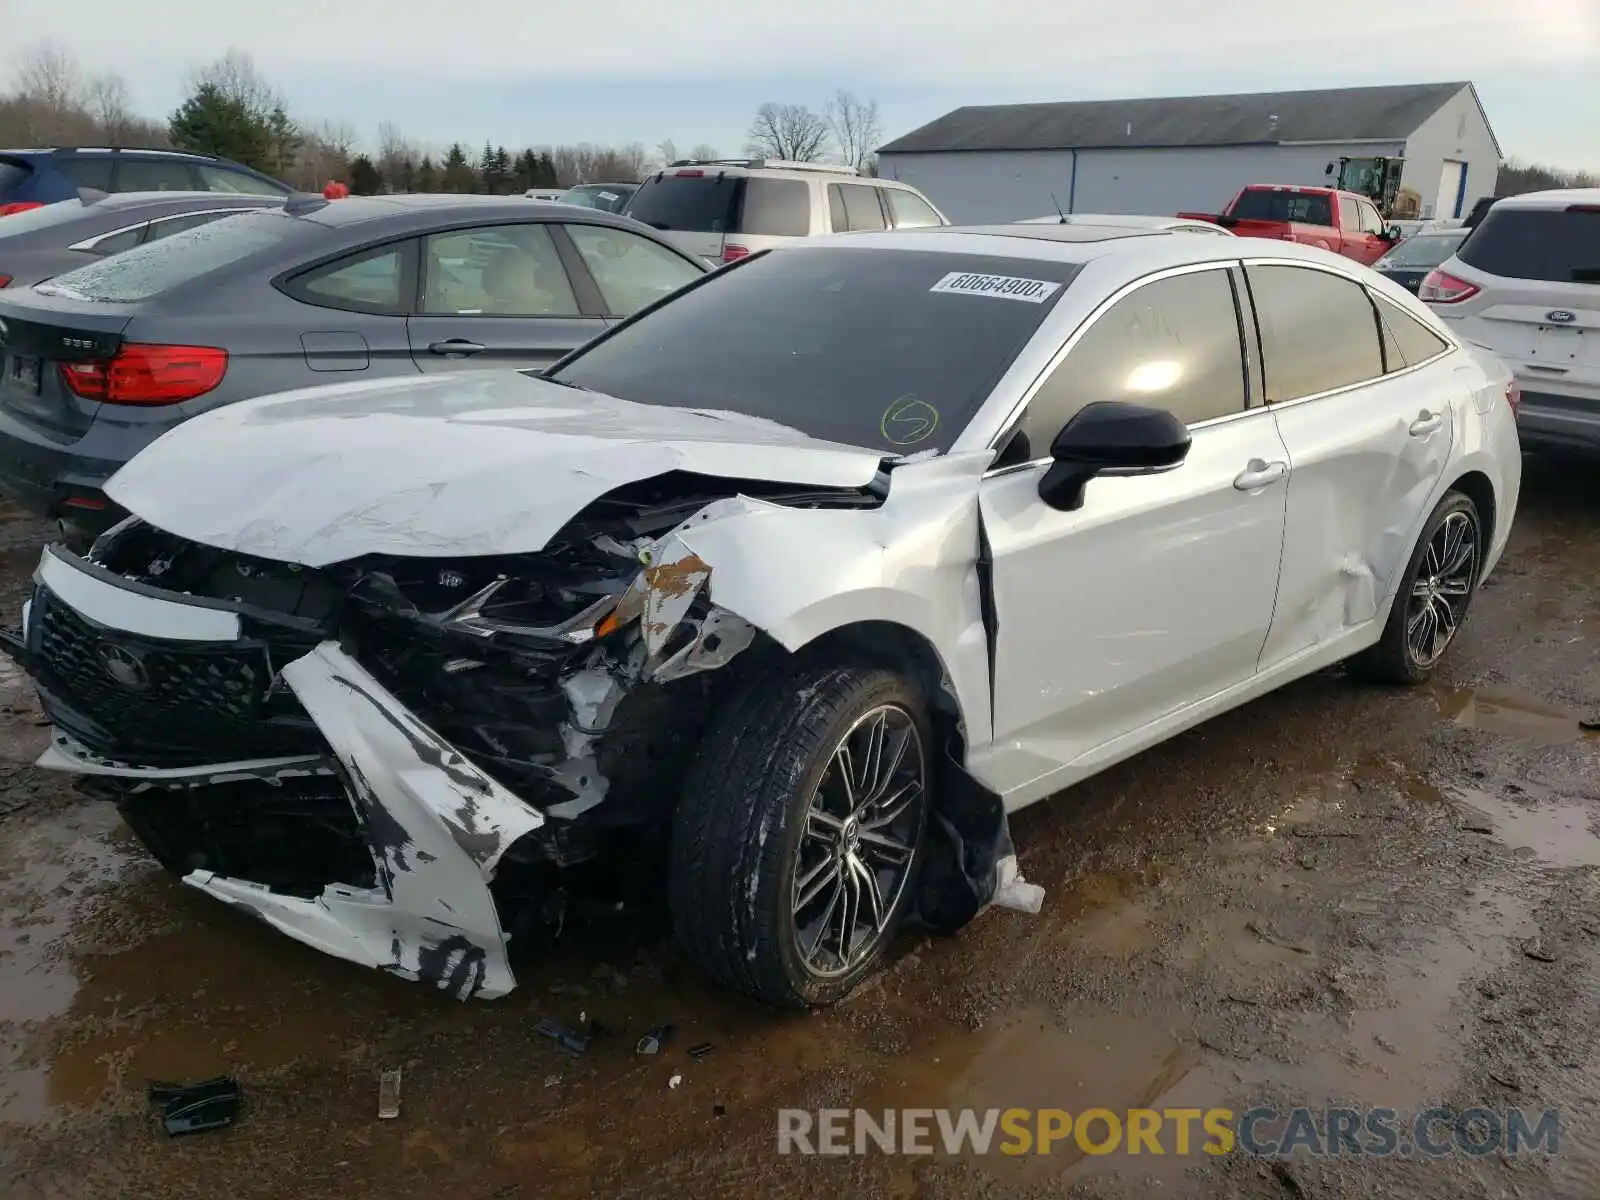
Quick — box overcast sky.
[6,0,1597,168]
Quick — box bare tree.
[826,90,882,171]
[190,48,285,116]
[688,142,718,162]
[746,103,828,162]
[86,73,133,145]
[14,41,84,113]
[655,138,678,168]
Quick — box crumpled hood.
[105,370,887,567]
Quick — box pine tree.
[536,151,558,188]
[396,156,416,193]
[513,149,537,192]
[442,142,474,193]
[417,155,438,192]
[348,154,383,195]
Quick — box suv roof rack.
[665,157,859,176]
[29,145,218,160]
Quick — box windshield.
[33,209,305,302]
[548,246,1080,455]
[0,198,96,238]
[1231,190,1333,226]
[1457,206,1600,283]
[1383,230,1468,268]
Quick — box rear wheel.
[1351,490,1483,685]
[669,663,930,1008]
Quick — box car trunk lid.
[0,294,134,439]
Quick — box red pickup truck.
[1177,185,1399,265]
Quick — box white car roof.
[1487,187,1600,211]
[1015,213,1228,233]
[789,226,1361,274]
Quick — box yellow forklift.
[1325,156,1409,218]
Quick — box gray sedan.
[0,194,710,531]
[0,190,285,289]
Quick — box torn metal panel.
[249,640,547,999]
[653,452,995,752]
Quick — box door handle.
[1233,459,1288,491]
[1408,410,1443,437]
[428,339,486,357]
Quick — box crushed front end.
[2,473,880,999]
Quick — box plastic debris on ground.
[991,854,1046,914]
[668,1074,683,1090]
[687,1042,714,1060]
[534,1017,592,1056]
[378,1068,402,1119]
[636,1024,674,1055]
[147,1076,242,1137]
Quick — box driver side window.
[1010,268,1248,461]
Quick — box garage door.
[1436,161,1467,220]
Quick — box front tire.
[1351,489,1483,685]
[669,663,930,1008]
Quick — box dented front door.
[978,409,1290,787]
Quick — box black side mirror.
[1038,401,1191,512]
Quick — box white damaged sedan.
[2,225,1522,1008]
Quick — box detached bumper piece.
[148,1076,242,1137]
[12,547,544,1001]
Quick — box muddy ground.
[0,459,1597,1199]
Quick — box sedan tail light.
[0,274,11,288]
[721,243,750,263]
[1418,269,1479,304]
[59,344,228,406]
[0,202,43,217]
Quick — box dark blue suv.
[0,147,291,214]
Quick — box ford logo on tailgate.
[1547,310,1577,324]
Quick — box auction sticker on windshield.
[930,272,1061,303]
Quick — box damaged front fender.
[190,641,543,1000]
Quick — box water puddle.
[857,1004,1198,1179]
[1450,786,1600,868]
[1430,686,1599,745]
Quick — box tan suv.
[621,158,948,266]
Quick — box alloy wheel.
[1406,509,1480,668]
[791,704,927,978]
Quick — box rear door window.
[624,173,741,232]
[1246,264,1385,401]
[58,158,114,191]
[1338,196,1359,231]
[1373,294,1450,371]
[737,179,809,236]
[1457,206,1600,283]
[36,210,302,302]
[828,183,887,232]
[144,210,243,245]
[884,188,942,229]
[114,159,199,192]
[87,225,149,256]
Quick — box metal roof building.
[876,82,1500,225]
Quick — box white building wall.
[879,143,1403,224]
[1398,86,1500,220]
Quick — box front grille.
[30,585,325,766]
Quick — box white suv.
[1420,187,1600,455]
[621,158,948,266]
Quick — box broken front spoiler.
[16,550,542,1000]
[199,642,545,1000]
